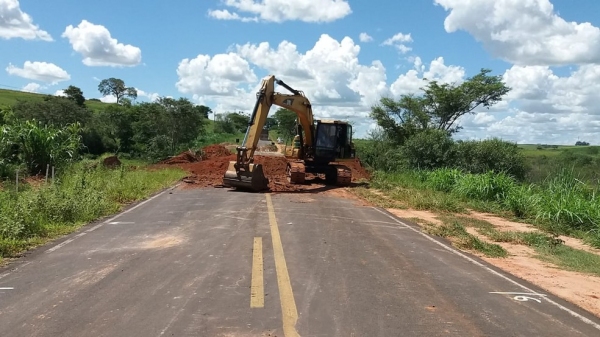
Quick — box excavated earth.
[153,144,370,192]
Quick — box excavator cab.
[313,120,355,163]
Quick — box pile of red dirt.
[160,151,199,165]
[202,144,232,159]
[153,144,370,192]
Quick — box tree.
[193,105,212,119]
[273,108,297,142]
[98,78,138,104]
[63,85,86,107]
[370,68,511,144]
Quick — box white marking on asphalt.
[86,224,103,233]
[44,184,180,253]
[46,238,76,253]
[108,221,135,225]
[0,261,31,280]
[0,287,14,290]
[373,207,600,331]
[490,292,547,297]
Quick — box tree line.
[0,77,305,178]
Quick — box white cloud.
[503,64,600,115]
[62,20,142,67]
[100,95,117,103]
[208,0,352,23]
[434,0,600,66]
[21,82,41,93]
[54,89,66,97]
[176,52,257,97]
[359,32,373,42]
[0,0,52,41]
[390,56,465,96]
[6,61,70,84]
[382,32,413,54]
[234,34,389,110]
[136,88,160,102]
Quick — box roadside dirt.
[153,144,370,193]
[385,206,600,318]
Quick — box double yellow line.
[250,194,299,337]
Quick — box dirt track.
[153,144,370,192]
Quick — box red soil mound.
[202,144,232,159]
[153,144,370,192]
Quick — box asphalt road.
[1,186,599,336]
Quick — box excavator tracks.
[287,162,306,184]
[333,164,352,186]
[286,161,352,187]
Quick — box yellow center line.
[266,194,300,337]
[251,237,264,308]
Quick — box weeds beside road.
[352,167,600,277]
[0,160,186,262]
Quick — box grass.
[0,88,112,112]
[421,218,508,258]
[0,160,186,262]
[366,168,600,248]
[352,176,600,276]
[438,215,600,277]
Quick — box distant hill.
[0,88,112,112]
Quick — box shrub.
[455,138,526,180]
[401,129,456,170]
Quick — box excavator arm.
[222,75,315,191]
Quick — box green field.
[0,88,113,112]
[518,144,600,157]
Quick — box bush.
[401,129,456,170]
[454,138,526,180]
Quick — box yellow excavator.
[222,75,356,191]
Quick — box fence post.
[52,166,55,184]
[45,164,49,184]
[15,169,18,193]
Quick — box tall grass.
[372,168,600,247]
[0,161,186,258]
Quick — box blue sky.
[1,0,600,144]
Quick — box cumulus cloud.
[100,95,117,103]
[136,88,160,102]
[390,56,465,96]
[503,64,600,115]
[382,32,413,54]
[62,20,142,67]
[176,34,476,136]
[234,34,389,110]
[6,61,70,84]
[54,89,66,97]
[434,0,600,66]
[176,52,257,97]
[0,0,52,41]
[208,0,352,23]
[359,32,373,42]
[451,64,600,144]
[22,82,42,93]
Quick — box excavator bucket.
[222,161,269,192]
